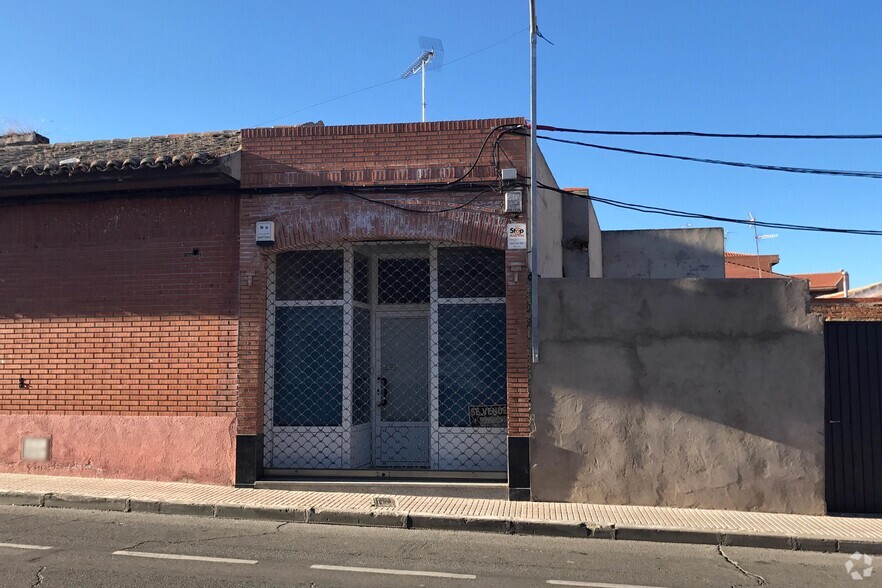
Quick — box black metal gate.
[825,321,882,514]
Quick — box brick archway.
[261,198,507,252]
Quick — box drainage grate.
[371,496,397,509]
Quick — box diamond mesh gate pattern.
[264,242,507,472]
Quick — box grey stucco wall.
[561,189,603,278]
[602,228,724,278]
[534,148,563,278]
[532,278,826,514]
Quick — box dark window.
[438,247,505,298]
[276,250,344,301]
[377,258,430,304]
[438,304,506,427]
[273,306,343,427]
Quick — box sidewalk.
[1,473,880,554]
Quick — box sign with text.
[468,404,507,428]
[507,223,527,250]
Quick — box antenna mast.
[748,212,778,277]
[400,37,444,122]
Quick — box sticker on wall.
[507,223,527,250]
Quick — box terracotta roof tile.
[790,272,845,292]
[0,131,241,179]
[725,260,790,279]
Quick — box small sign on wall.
[507,223,527,250]
[469,405,507,428]
[256,221,275,246]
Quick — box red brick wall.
[241,118,527,189]
[237,118,532,438]
[0,193,239,416]
[812,299,882,321]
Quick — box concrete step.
[254,479,508,499]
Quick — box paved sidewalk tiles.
[0,473,880,553]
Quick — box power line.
[254,29,528,127]
[538,182,882,236]
[535,134,882,180]
[537,125,882,140]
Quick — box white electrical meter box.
[504,190,523,213]
[501,168,517,181]
[21,437,50,461]
[256,221,275,246]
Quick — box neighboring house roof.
[819,280,882,299]
[0,131,242,179]
[724,259,790,279]
[724,252,780,273]
[791,271,847,293]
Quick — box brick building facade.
[0,119,538,498]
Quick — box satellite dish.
[400,37,445,122]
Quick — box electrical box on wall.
[256,221,275,246]
[501,168,517,181]
[21,437,50,461]
[504,190,523,213]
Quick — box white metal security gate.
[264,242,507,473]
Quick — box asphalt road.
[0,504,871,587]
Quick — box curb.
[2,490,881,555]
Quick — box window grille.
[264,242,507,472]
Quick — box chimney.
[0,132,50,147]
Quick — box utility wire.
[535,134,882,180]
[537,182,882,236]
[254,29,527,127]
[537,125,882,140]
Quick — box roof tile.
[0,130,241,179]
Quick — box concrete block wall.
[0,193,240,484]
[602,228,725,279]
[531,278,826,515]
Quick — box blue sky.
[4,1,880,286]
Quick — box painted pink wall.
[0,415,235,485]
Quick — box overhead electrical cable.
[534,134,882,180]
[536,182,882,236]
[536,125,882,140]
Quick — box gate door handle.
[377,377,388,407]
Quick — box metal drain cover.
[371,496,397,509]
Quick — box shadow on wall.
[600,228,726,279]
[0,194,239,319]
[531,278,826,515]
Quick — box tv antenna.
[748,212,778,277]
[400,37,444,122]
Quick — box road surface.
[0,504,868,587]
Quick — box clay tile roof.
[790,272,845,292]
[724,260,790,279]
[0,130,241,179]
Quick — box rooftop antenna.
[748,212,778,277]
[400,37,444,122]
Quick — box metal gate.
[263,242,508,473]
[825,321,882,514]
